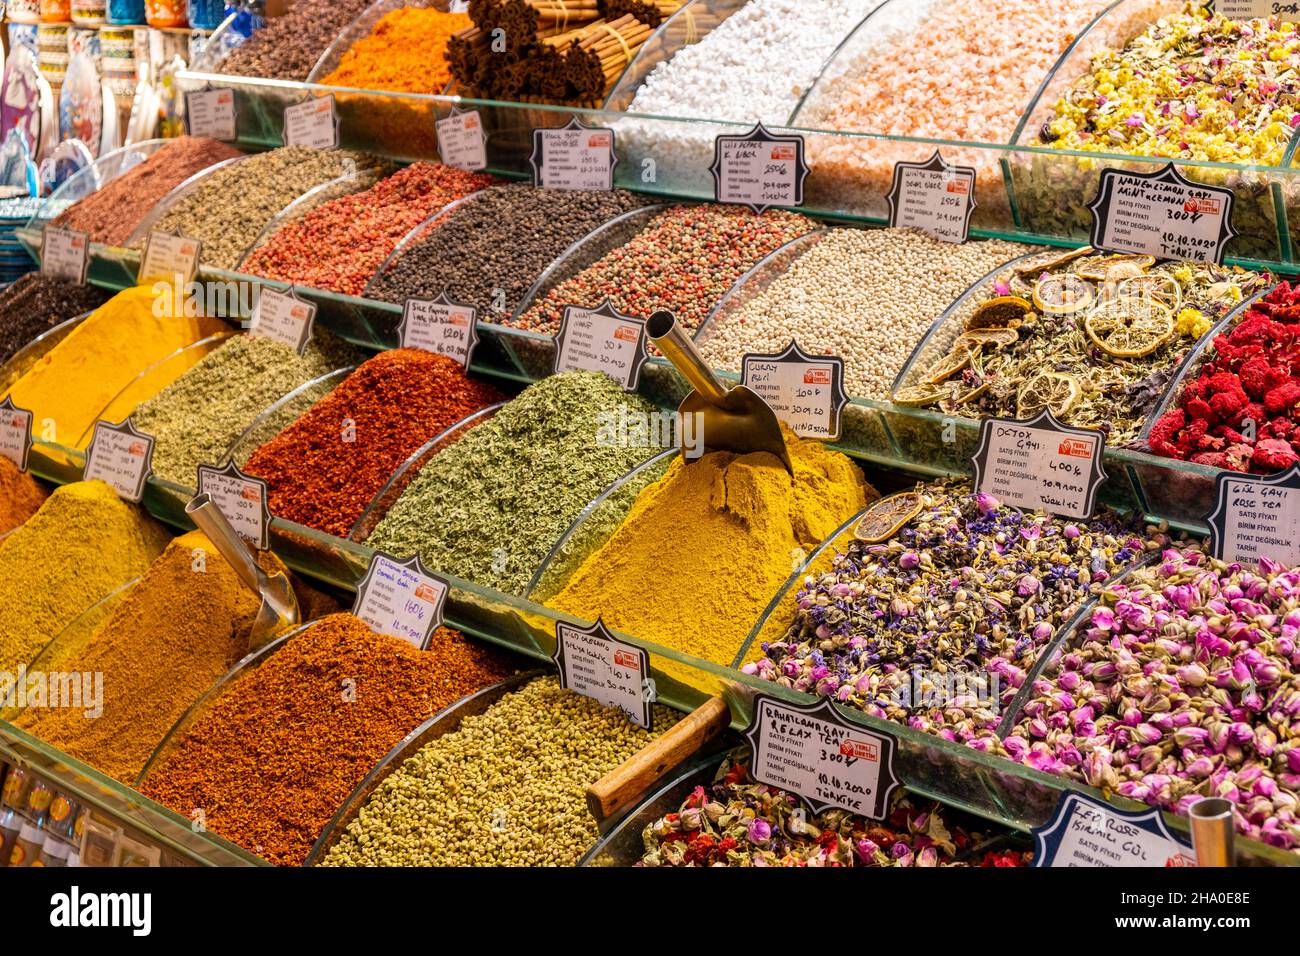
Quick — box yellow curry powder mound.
[16,530,289,784]
[0,480,170,673]
[549,430,877,667]
[3,285,228,449]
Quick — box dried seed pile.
[215,0,372,80]
[0,274,110,367]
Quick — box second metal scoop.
[185,492,300,652]
[647,310,792,474]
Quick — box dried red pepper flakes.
[244,349,505,538]
[139,614,517,867]
[1150,280,1300,473]
[242,162,498,297]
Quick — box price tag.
[741,341,848,441]
[196,461,271,551]
[436,107,487,172]
[184,86,236,140]
[40,225,88,284]
[1033,793,1195,868]
[742,694,899,819]
[84,419,154,503]
[1088,163,1236,264]
[553,618,652,730]
[283,95,339,150]
[529,117,617,191]
[710,123,809,213]
[553,300,648,390]
[352,552,449,650]
[1206,463,1300,567]
[138,230,201,286]
[399,292,480,367]
[0,397,33,472]
[887,150,977,244]
[971,411,1107,520]
[249,287,316,355]
[1213,0,1278,18]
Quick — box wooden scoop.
[646,310,793,474]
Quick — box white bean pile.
[696,227,1026,400]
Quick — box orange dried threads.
[139,614,516,866]
[322,6,471,94]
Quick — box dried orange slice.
[892,383,951,407]
[1012,246,1093,279]
[926,347,972,384]
[1032,274,1095,315]
[853,491,925,543]
[965,296,1033,331]
[955,327,1019,351]
[1076,254,1156,281]
[1016,371,1081,419]
[1084,300,1175,358]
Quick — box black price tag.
[741,341,847,441]
[553,299,648,390]
[436,107,487,172]
[0,397,34,473]
[138,230,201,286]
[196,461,272,551]
[352,552,449,650]
[971,411,1107,519]
[399,291,480,368]
[710,123,809,213]
[1088,163,1236,264]
[887,150,976,243]
[249,287,316,356]
[40,225,89,284]
[283,95,339,150]
[1206,462,1300,567]
[84,419,155,503]
[553,618,653,730]
[529,117,617,191]
[1032,793,1195,868]
[185,86,237,140]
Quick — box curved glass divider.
[23,138,171,233]
[601,0,739,112]
[303,670,542,867]
[123,153,252,249]
[223,366,356,469]
[73,331,238,450]
[525,448,676,605]
[0,311,90,394]
[0,719,268,866]
[348,402,505,544]
[305,0,452,84]
[362,191,482,305]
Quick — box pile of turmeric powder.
[0,458,47,535]
[321,6,470,93]
[3,285,229,450]
[549,428,876,667]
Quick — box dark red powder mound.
[244,349,505,537]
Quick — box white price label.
[972,411,1107,520]
[1214,0,1278,18]
[553,619,652,730]
[138,231,201,286]
[283,95,339,150]
[196,462,271,551]
[250,288,316,355]
[40,226,89,284]
[352,552,449,650]
[1207,464,1300,567]
[742,342,847,441]
[743,695,898,819]
[710,123,808,213]
[436,108,487,172]
[887,150,977,244]
[530,118,616,191]
[1033,793,1195,868]
[554,300,647,390]
[1089,163,1235,264]
[399,293,479,367]
[0,398,33,472]
[84,419,154,503]
[185,87,236,140]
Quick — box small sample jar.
[144,0,186,28]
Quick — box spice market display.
[9,0,1300,879]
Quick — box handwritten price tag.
[971,411,1107,520]
[353,552,449,650]
[40,226,89,284]
[0,397,33,472]
[196,461,271,551]
[185,86,236,140]
[530,117,617,191]
[710,123,809,213]
[138,231,201,286]
[742,694,898,819]
[1206,463,1300,567]
[742,341,848,441]
[399,292,480,368]
[249,288,316,355]
[888,150,977,244]
[283,95,339,150]
[1089,163,1236,264]
[1033,793,1195,868]
[553,300,648,390]
[553,618,652,729]
[84,419,154,503]
[1214,1,1277,18]
[436,107,487,172]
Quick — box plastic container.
[144,0,186,28]
[39,0,72,23]
[106,0,145,24]
[8,0,44,24]
[71,1,108,26]
[185,0,222,29]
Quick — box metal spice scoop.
[185,492,299,651]
[646,310,792,474]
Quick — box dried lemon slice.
[853,491,925,543]
[1084,300,1175,358]
[946,379,990,406]
[1012,246,1092,279]
[1117,274,1182,312]
[955,327,1019,351]
[1016,371,1081,419]
[892,383,951,407]
[965,296,1033,331]
[926,347,972,384]
[1032,274,1095,315]
[1076,254,1156,281]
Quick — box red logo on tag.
[414,583,439,602]
[771,145,795,161]
[946,179,968,194]
[449,312,470,327]
[1058,438,1092,458]
[804,368,832,385]
[839,738,879,762]
[1184,196,1220,215]
[588,133,610,148]
[128,441,146,456]
[240,485,260,502]
[614,650,640,670]
[613,325,638,343]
